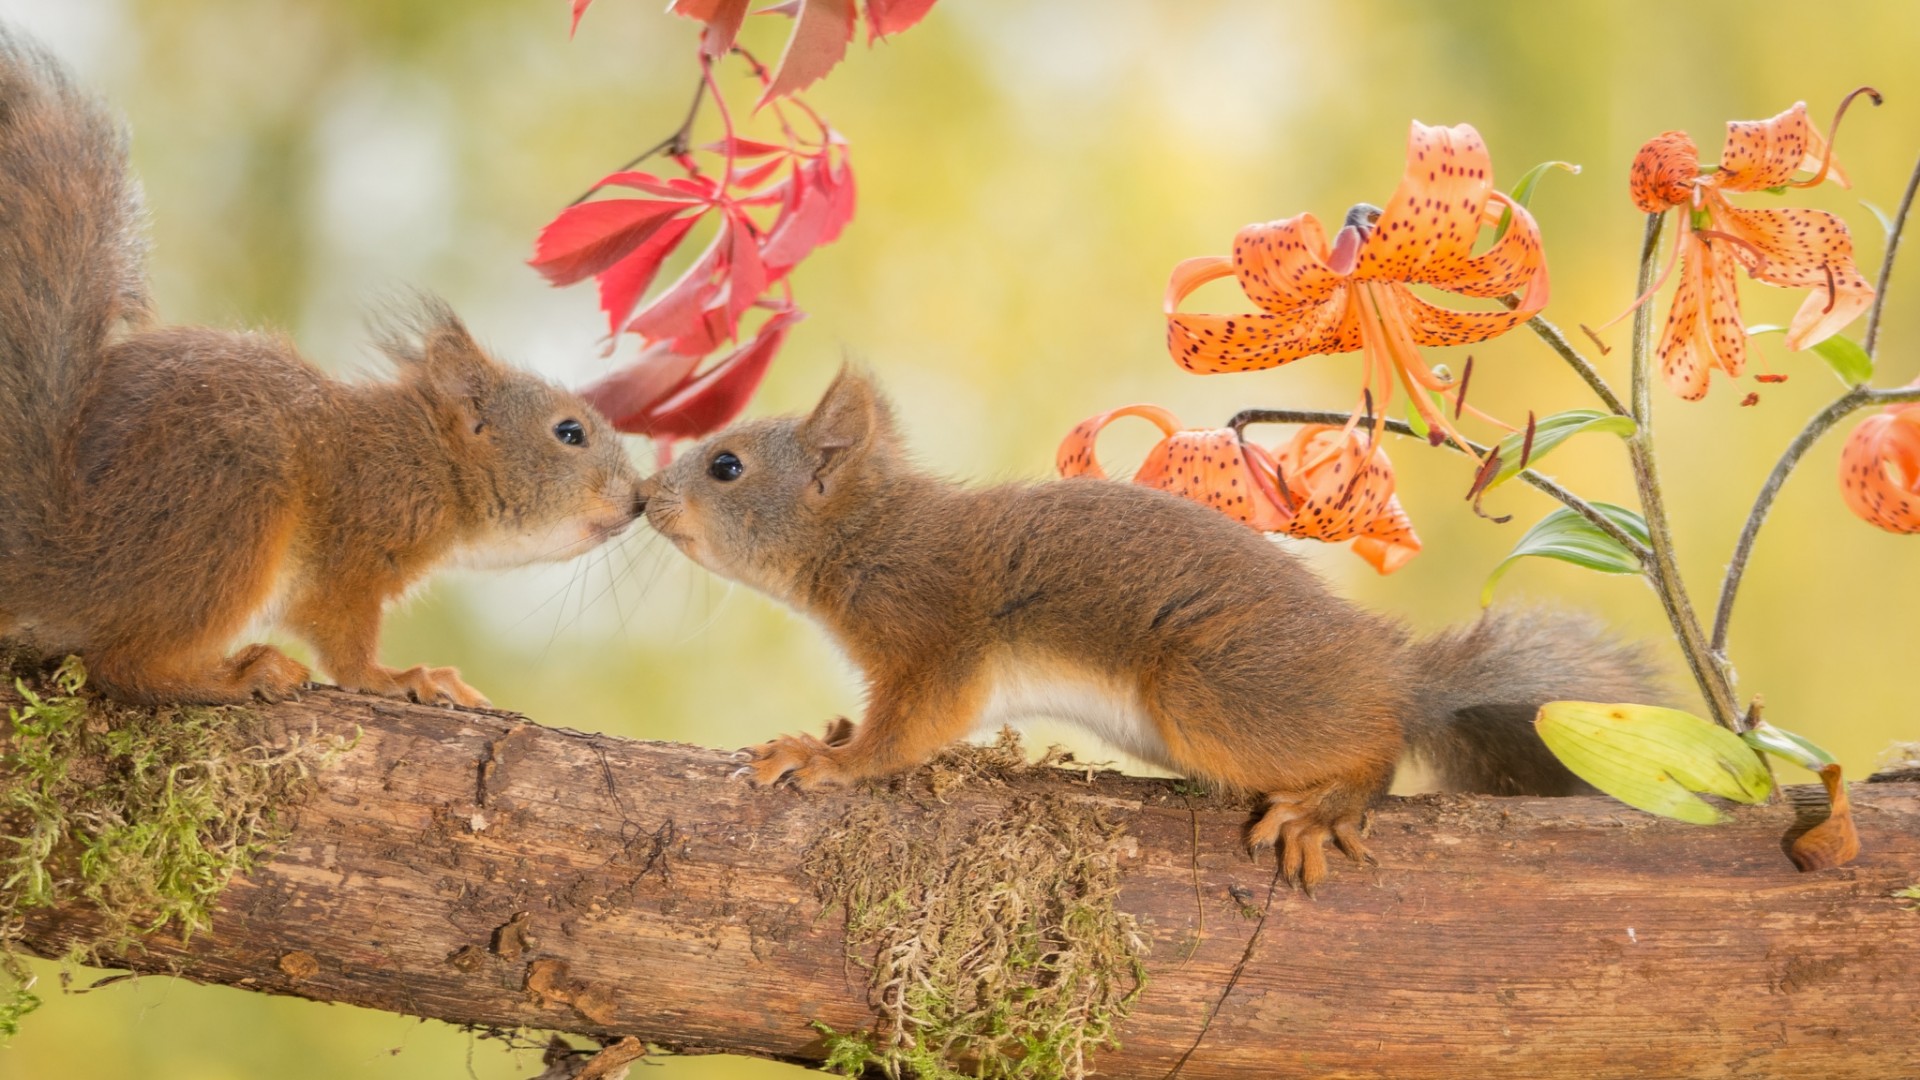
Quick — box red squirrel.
[640,369,1662,887]
[0,31,645,706]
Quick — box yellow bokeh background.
[5,1,1919,1077]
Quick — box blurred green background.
[5,0,1920,1076]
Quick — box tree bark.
[9,684,1919,1080]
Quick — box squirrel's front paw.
[341,664,491,709]
[735,727,852,790]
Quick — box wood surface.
[10,685,1919,1079]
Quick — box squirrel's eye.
[554,419,587,447]
[709,451,744,482]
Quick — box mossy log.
[8,683,1920,1079]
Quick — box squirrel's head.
[387,301,646,567]
[640,365,899,600]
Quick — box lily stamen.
[1800,86,1883,190]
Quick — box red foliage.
[544,2,917,454]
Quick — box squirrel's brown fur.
[642,368,1664,887]
[0,31,645,706]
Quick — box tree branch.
[8,685,1919,1078]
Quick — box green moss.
[804,789,1147,1080]
[0,656,352,1038]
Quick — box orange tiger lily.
[1165,121,1549,457]
[1625,94,1877,400]
[1056,405,1421,574]
[1838,398,1920,534]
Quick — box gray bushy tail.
[1403,608,1667,796]
[0,29,149,582]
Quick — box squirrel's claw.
[736,731,849,790]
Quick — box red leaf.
[762,163,834,279]
[570,0,594,36]
[703,136,793,159]
[577,339,706,430]
[529,199,693,286]
[730,154,790,193]
[864,0,936,41]
[596,214,700,334]
[636,309,805,442]
[760,0,857,107]
[720,207,769,337]
[670,0,751,57]
[627,224,727,345]
[594,170,717,200]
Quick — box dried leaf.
[1789,764,1862,871]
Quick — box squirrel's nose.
[631,491,648,518]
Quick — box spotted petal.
[1631,131,1700,212]
[1718,103,1816,192]
[1272,425,1421,574]
[1353,122,1495,284]
[1056,405,1290,529]
[1165,238,1361,374]
[1715,205,1874,349]
[1839,402,1920,534]
[1656,233,1746,400]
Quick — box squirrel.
[640,367,1664,888]
[0,32,645,707]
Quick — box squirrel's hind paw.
[1247,789,1376,894]
[223,643,310,703]
[736,726,852,790]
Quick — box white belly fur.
[974,655,1170,768]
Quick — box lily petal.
[1273,425,1421,574]
[1715,205,1874,349]
[1355,122,1495,283]
[1057,405,1291,530]
[1656,234,1719,401]
[1630,131,1700,212]
[1839,403,1920,534]
[1717,103,1814,192]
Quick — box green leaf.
[1742,720,1838,772]
[1746,324,1873,387]
[1862,199,1896,242]
[1536,701,1773,824]
[1481,502,1648,606]
[1494,160,1580,242]
[1486,409,1636,490]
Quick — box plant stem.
[1864,150,1920,357]
[1711,148,1920,660]
[1227,410,1650,560]
[1624,213,1741,730]
[1502,296,1631,417]
[1710,384,1920,656]
[564,65,711,208]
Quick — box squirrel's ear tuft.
[799,365,893,491]
[381,297,503,421]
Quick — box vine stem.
[1710,148,1920,657]
[563,61,711,208]
[1227,409,1651,561]
[1624,213,1742,731]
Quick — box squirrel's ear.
[798,366,890,491]
[399,307,503,431]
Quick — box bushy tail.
[0,29,148,500]
[1403,608,1666,796]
